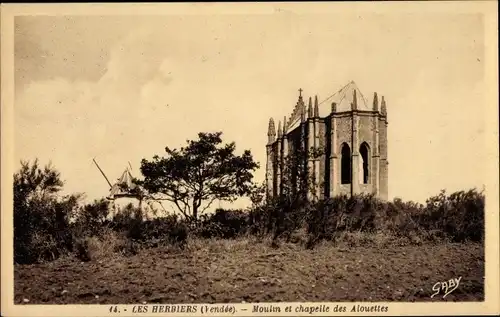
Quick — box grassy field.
[14,237,484,304]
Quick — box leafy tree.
[14,159,81,263]
[136,132,259,221]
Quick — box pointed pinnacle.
[308,97,313,118]
[267,117,276,136]
[331,102,337,113]
[381,96,387,114]
[373,92,379,111]
[277,121,282,137]
[314,95,319,117]
[352,89,358,110]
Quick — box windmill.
[93,158,136,199]
[92,158,168,218]
[92,158,144,218]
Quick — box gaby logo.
[431,276,462,299]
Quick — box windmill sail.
[93,158,113,188]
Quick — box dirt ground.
[14,239,484,304]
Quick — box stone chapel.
[265,81,389,201]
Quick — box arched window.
[360,142,370,184]
[341,143,351,184]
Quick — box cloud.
[14,31,169,199]
[14,25,268,207]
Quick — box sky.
[13,8,491,209]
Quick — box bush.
[306,194,383,243]
[121,213,189,249]
[248,195,310,244]
[195,209,249,239]
[420,189,484,242]
[303,189,484,248]
[71,198,111,238]
[13,160,80,264]
[74,229,137,262]
[145,216,188,247]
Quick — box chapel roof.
[318,80,370,117]
[284,80,371,133]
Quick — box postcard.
[1,2,498,316]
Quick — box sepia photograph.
[1,2,499,316]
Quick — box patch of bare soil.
[14,240,484,304]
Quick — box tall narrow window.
[341,143,351,184]
[360,142,370,184]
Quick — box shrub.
[111,203,143,230]
[71,198,111,238]
[195,209,249,239]
[307,194,384,244]
[304,189,484,248]
[13,160,80,264]
[121,214,189,249]
[74,229,135,262]
[420,189,484,242]
[247,204,274,237]
[252,195,310,245]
